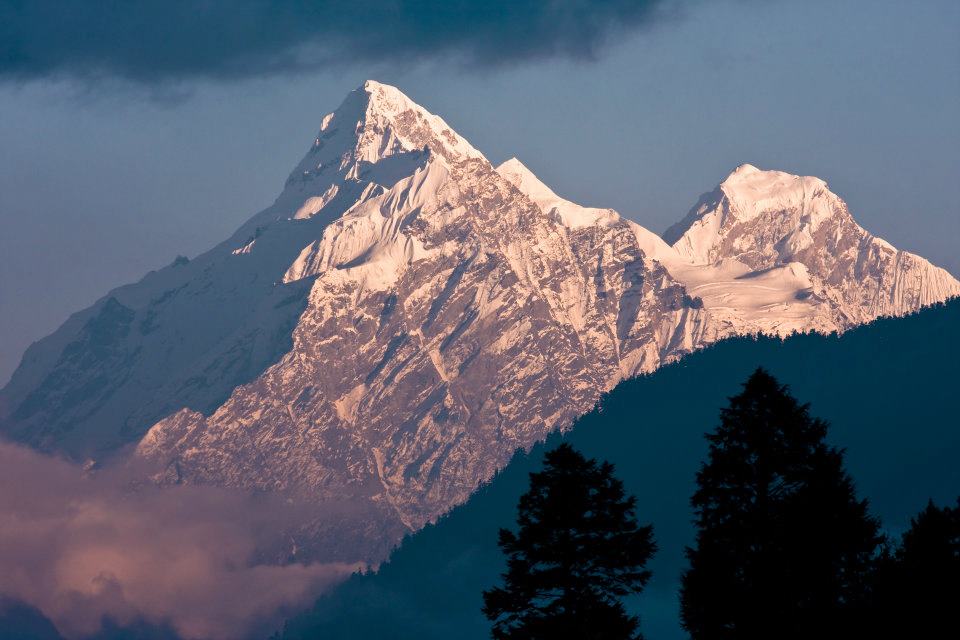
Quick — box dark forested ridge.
[279,298,960,640]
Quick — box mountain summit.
[2,81,957,563]
[664,163,959,325]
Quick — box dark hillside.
[281,299,960,640]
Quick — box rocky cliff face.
[136,82,709,556]
[3,82,957,563]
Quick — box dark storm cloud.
[0,0,672,83]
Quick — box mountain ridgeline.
[279,298,960,640]
[1,81,957,566]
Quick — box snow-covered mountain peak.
[660,164,960,322]
[355,80,484,163]
[719,164,832,214]
[362,78,400,97]
[664,165,846,264]
[725,162,762,178]
[267,81,486,225]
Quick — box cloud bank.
[0,0,673,83]
[0,441,362,639]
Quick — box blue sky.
[1,0,958,382]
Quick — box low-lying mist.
[0,440,364,639]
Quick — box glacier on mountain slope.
[2,81,958,566]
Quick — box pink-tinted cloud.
[0,441,363,639]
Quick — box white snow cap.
[719,163,830,210]
[727,162,761,176]
[717,163,839,232]
[664,163,846,261]
[273,79,485,220]
[356,80,485,162]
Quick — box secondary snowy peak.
[663,164,960,322]
[664,164,842,264]
[720,163,834,222]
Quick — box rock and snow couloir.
[2,81,957,564]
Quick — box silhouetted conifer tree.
[483,443,656,640]
[680,368,883,640]
[872,498,959,636]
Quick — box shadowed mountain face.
[1,82,957,566]
[0,597,64,640]
[0,597,181,640]
[279,299,960,640]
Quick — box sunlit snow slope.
[1,82,956,564]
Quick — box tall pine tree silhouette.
[681,368,883,640]
[872,498,959,636]
[483,443,656,640]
